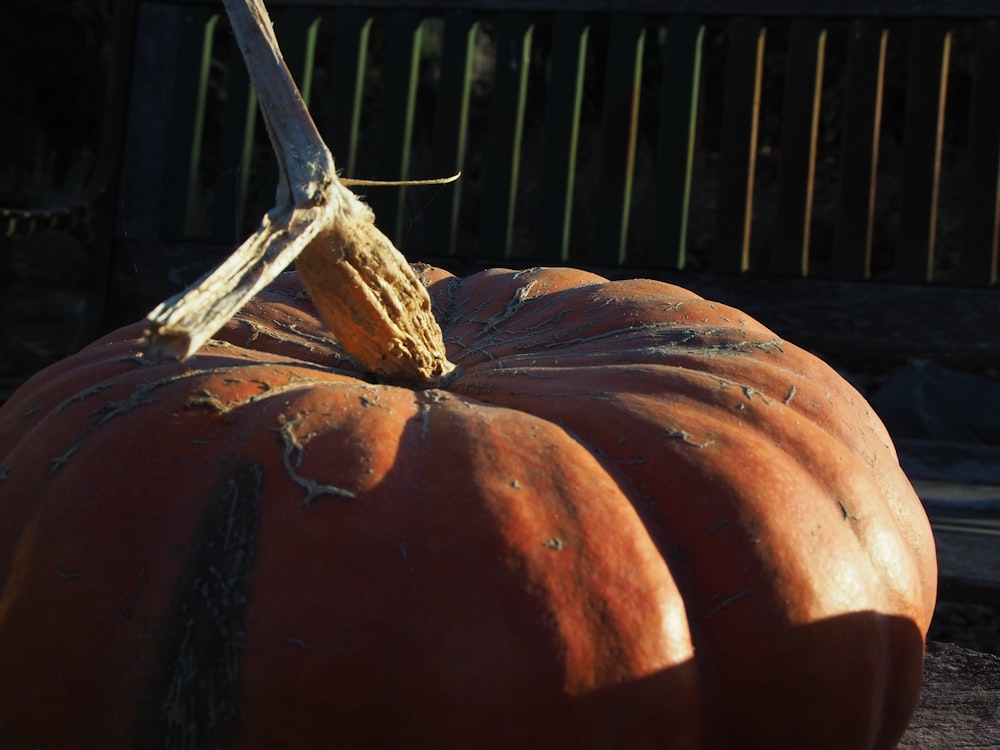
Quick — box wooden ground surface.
[901,642,1000,748]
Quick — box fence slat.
[959,18,1000,286]
[426,11,478,257]
[211,41,257,243]
[319,10,372,179]
[368,11,424,245]
[274,9,321,104]
[714,16,765,273]
[898,20,951,283]
[591,13,645,266]
[772,18,825,277]
[833,20,886,280]
[650,15,704,269]
[160,8,218,239]
[480,11,533,259]
[248,9,323,232]
[536,13,589,262]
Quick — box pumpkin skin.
[0,264,936,749]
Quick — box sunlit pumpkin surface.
[0,264,936,749]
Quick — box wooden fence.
[110,0,1000,290]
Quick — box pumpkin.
[0,0,936,744]
[0,262,935,748]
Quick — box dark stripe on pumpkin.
[133,463,263,750]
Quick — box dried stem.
[140,0,455,387]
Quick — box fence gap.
[959,18,1000,286]
[536,13,589,262]
[369,10,424,245]
[650,15,704,269]
[772,18,825,277]
[591,14,646,266]
[832,20,887,280]
[897,20,951,282]
[425,11,478,258]
[480,12,533,259]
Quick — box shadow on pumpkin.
[441,610,925,750]
[567,609,926,750]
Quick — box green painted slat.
[592,13,645,266]
[535,13,588,262]
[160,8,218,240]
[370,10,424,246]
[257,9,322,215]
[426,11,478,257]
[713,16,765,273]
[480,12,533,260]
[321,10,372,178]
[959,19,1000,286]
[832,20,886,280]
[650,15,704,269]
[897,20,951,283]
[211,44,257,243]
[772,18,826,277]
[273,8,321,104]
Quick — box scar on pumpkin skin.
[279,635,311,650]
[95,392,158,425]
[239,317,335,353]
[838,499,861,522]
[708,518,730,533]
[475,282,539,338]
[663,429,715,448]
[238,318,267,346]
[95,375,210,422]
[698,588,753,620]
[535,321,711,352]
[46,366,233,423]
[185,374,332,415]
[741,386,771,404]
[277,321,340,349]
[274,416,355,505]
[48,442,81,476]
[50,382,115,417]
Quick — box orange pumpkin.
[0,263,935,749]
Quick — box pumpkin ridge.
[451,356,934,636]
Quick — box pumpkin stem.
[140,0,456,388]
